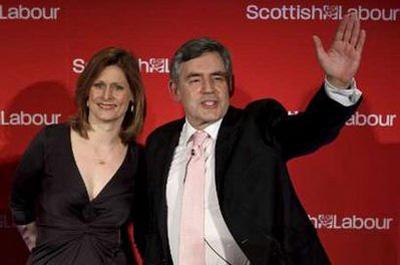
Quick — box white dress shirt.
[166,81,361,265]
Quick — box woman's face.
[87,65,133,126]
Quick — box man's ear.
[169,80,181,102]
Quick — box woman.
[10,47,146,264]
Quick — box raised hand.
[313,13,366,89]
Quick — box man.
[145,14,366,265]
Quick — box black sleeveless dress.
[10,124,140,265]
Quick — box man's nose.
[202,78,215,93]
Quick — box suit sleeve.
[131,145,148,257]
[9,127,46,225]
[247,85,362,161]
[143,131,167,265]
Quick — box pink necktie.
[179,130,209,265]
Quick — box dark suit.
[144,86,361,265]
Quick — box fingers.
[346,13,366,53]
[312,35,325,59]
[350,15,360,46]
[343,14,356,43]
[334,13,349,41]
[356,29,367,53]
[337,13,366,51]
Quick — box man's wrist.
[326,75,352,89]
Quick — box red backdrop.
[0,1,398,264]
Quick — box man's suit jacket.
[144,87,361,265]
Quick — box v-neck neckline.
[67,127,129,203]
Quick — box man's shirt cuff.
[324,78,362,107]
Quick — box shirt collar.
[181,118,223,145]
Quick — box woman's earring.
[130,102,134,112]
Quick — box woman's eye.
[93,82,105,89]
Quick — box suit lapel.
[215,106,243,201]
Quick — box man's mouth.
[201,100,218,108]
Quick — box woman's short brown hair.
[70,47,145,144]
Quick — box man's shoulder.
[146,118,184,144]
[247,97,287,116]
[244,98,286,115]
[35,122,68,141]
[235,98,287,126]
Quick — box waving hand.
[313,13,366,89]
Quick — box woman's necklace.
[93,142,119,165]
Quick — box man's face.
[170,52,230,130]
